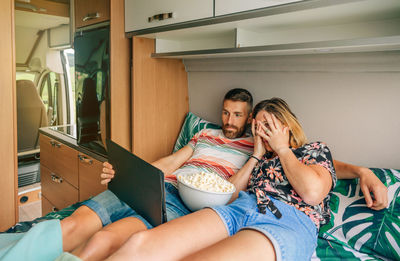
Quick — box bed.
[4,112,400,260]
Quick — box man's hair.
[223,88,253,114]
[252,97,307,148]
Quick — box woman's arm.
[228,119,266,202]
[334,160,388,210]
[277,148,332,205]
[259,114,332,206]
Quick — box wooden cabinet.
[75,0,110,28]
[40,134,107,215]
[124,0,213,32]
[214,0,301,16]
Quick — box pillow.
[173,112,221,152]
[317,168,400,260]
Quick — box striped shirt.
[165,129,254,186]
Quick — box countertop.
[39,126,108,162]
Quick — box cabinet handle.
[83,12,100,21]
[52,207,59,212]
[78,154,93,165]
[50,140,55,146]
[54,142,61,148]
[51,174,63,184]
[148,12,174,23]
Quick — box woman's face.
[255,110,284,152]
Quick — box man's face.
[221,100,250,139]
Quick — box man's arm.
[334,160,388,210]
[151,145,194,175]
[101,145,194,185]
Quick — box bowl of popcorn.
[177,171,236,211]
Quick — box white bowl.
[177,174,236,212]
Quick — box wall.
[0,0,17,230]
[185,51,400,169]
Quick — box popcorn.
[178,172,235,193]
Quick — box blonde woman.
[106,98,337,261]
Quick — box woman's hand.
[100,161,115,185]
[257,114,290,155]
[252,119,266,159]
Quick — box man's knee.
[61,205,99,236]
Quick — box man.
[61,88,387,260]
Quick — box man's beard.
[222,125,245,139]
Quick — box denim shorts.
[211,191,318,261]
[83,182,191,229]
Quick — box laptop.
[106,139,167,227]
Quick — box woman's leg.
[181,229,276,261]
[106,209,228,261]
[72,217,147,261]
[61,205,103,252]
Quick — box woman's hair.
[252,98,307,148]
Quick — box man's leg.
[61,205,103,252]
[106,209,228,261]
[72,217,147,261]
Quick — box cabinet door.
[125,0,213,32]
[40,135,79,188]
[78,153,107,201]
[75,0,110,28]
[215,0,302,16]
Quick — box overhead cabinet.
[214,0,302,16]
[124,0,400,58]
[124,0,213,32]
[75,0,110,29]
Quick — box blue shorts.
[211,191,318,261]
[82,182,191,229]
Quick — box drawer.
[40,135,79,188]
[41,165,79,210]
[42,195,57,216]
[78,153,107,201]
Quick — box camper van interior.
[0,0,399,260]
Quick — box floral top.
[247,142,336,229]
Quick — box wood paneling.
[0,0,17,231]
[132,37,189,163]
[75,0,110,28]
[78,154,106,201]
[15,0,69,17]
[110,0,131,151]
[41,165,79,210]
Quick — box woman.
[106,98,336,261]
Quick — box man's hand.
[100,162,115,185]
[359,168,388,210]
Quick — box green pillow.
[173,112,221,152]
[317,168,400,260]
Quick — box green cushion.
[173,112,221,152]
[317,168,400,260]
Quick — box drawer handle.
[51,174,63,184]
[52,207,59,212]
[78,154,93,165]
[148,12,174,23]
[49,140,61,148]
[83,12,100,21]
